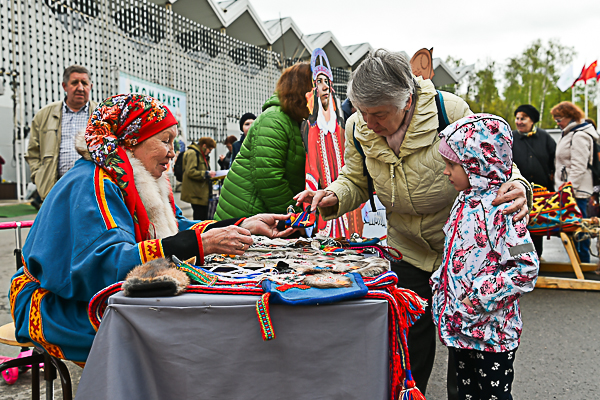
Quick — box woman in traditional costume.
[9,94,292,363]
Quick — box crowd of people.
[9,48,600,400]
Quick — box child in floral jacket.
[430,114,539,400]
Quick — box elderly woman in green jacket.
[215,63,312,220]
[295,49,532,398]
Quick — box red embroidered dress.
[305,100,363,238]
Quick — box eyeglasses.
[554,117,563,123]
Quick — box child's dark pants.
[451,347,516,400]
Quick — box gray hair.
[347,49,415,110]
[63,65,90,84]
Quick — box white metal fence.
[0,0,295,198]
[2,0,284,142]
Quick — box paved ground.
[0,196,599,399]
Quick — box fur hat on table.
[122,257,190,297]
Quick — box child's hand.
[462,297,474,308]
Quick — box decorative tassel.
[256,293,276,340]
[398,371,426,400]
[399,387,426,399]
[391,287,428,327]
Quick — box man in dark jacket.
[512,104,556,256]
[229,112,256,168]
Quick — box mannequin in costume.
[302,48,363,238]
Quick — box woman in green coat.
[215,63,312,220]
[181,137,216,220]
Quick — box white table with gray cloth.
[75,292,390,399]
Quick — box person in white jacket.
[551,101,600,262]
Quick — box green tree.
[466,60,506,117]
[502,39,575,129]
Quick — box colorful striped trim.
[195,229,204,265]
[29,288,65,359]
[94,167,118,231]
[189,220,216,233]
[138,239,165,264]
[256,292,275,341]
[234,218,247,226]
[22,265,40,285]
[175,263,217,286]
[9,274,32,321]
[186,285,263,295]
[88,282,124,331]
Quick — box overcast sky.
[249,0,600,73]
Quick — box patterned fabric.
[431,114,539,352]
[256,293,275,340]
[58,101,89,177]
[262,272,368,305]
[85,94,177,241]
[452,347,516,400]
[528,183,582,235]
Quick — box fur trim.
[128,150,179,239]
[77,131,179,239]
[123,258,189,297]
[302,273,352,288]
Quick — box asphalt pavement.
[0,196,599,399]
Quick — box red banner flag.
[582,61,598,83]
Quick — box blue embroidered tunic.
[9,159,216,362]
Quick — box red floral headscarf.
[85,94,178,241]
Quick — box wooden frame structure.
[536,232,600,290]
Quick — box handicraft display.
[89,236,426,400]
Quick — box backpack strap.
[352,123,377,212]
[191,147,201,167]
[435,90,450,133]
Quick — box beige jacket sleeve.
[319,115,370,220]
[567,131,594,198]
[25,113,43,184]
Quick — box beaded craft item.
[88,236,426,399]
[285,206,317,228]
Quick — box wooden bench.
[536,232,600,290]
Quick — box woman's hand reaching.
[240,213,296,238]
[293,190,338,212]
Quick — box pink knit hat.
[438,137,461,164]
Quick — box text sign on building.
[118,71,188,141]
